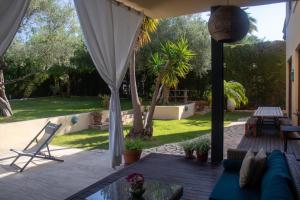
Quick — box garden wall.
[0,110,133,154]
[153,102,195,120]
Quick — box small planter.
[124,150,142,165]
[194,139,210,163]
[124,139,144,165]
[180,141,195,159]
[184,149,195,159]
[91,112,102,125]
[196,151,208,162]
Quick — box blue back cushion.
[222,159,243,172]
[210,171,260,200]
[261,150,293,200]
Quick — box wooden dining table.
[253,107,284,135]
[253,106,284,118]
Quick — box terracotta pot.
[184,149,195,159]
[124,150,142,165]
[91,112,102,125]
[196,151,208,162]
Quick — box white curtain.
[0,0,30,56]
[74,0,142,167]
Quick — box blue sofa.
[210,150,297,200]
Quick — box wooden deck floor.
[66,153,223,200]
[67,126,300,200]
[237,127,300,160]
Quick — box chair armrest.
[227,149,248,160]
[222,159,243,171]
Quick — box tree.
[224,41,286,108]
[1,0,80,116]
[135,15,211,99]
[224,80,248,111]
[144,38,194,136]
[128,17,159,137]
[0,59,13,116]
[204,80,248,111]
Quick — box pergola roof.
[117,0,286,18]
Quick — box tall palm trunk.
[144,61,169,136]
[0,69,12,117]
[128,52,144,137]
[162,86,170,104]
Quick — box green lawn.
[0,96,132,123]
[52,112,251,150]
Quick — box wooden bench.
[245,117,257,137]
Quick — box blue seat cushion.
[209,171,260,200]
[261,175,294,200]
[261,150,292,189]
[261,150,294,200]
[222,159,243,171]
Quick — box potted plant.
[180,141,195,159]
[126,173,145,199]
[194,139,210,162]
[124,139,143,165]
[90,111,102,125]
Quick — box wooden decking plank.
[66,153,222,200]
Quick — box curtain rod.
[112,0,143,16]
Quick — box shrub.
[99,94,110,109]
[179,141,194,151]
[194,139,210,153]
[125,139,144,151]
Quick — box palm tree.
[224,80,248,111]
[144,38,194,136]
[205,80,248,111]
[160,38,195,104]
[128,17,159,138]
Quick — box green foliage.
[224,80,248,108]
[99,94,110,110]
[224,41,286,108]
[205,80,248,109]
[148,38,195,88]
[179,141,194,151]
[125,139,144,151]
[193,139,210,153]
[136,17,159,49]
[136,16,211,98]
[4,0,81,98]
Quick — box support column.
[211,6,224,164]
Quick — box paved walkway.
[0,118,247,200]
[0,147,120,200]
[142,118,247,158]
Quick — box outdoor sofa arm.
[227,148,248,160]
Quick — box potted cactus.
[123,139,144,165]
[194,139,210,162]
[180,141,195,159]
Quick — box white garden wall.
[153,102,195,120]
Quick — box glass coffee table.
[85,177,183,200]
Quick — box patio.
[1,119,300,200]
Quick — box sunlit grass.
[0,96,132,123]
[52,112,251,150]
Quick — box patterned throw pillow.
[250,148,267,187]
[239,149,255,188]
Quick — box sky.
[201,2,286,41]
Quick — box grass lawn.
[52,112,251,150]
[0,96,132,123]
